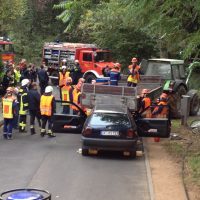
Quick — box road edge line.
[144,140,155,200]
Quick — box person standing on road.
[127,57,141,87]
[2,87,18,139]
[59,65,70,99]
[108,64,121,86]
[40,86,56,137]
[38,64,49,95]
[18,79,30,132]
[71,60,82,85]
[28,82,41,135]
[61,77,73,114]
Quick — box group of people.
[1,58,87,140]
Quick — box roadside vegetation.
[165,117,200,196]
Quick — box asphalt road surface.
[0,131,152,200]
[0,86,152,200]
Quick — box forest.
[1,0,200,66]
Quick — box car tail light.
[127,129,136,138]
[82,127,92,136]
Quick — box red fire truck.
[0,37,15,64]
[42,42,116,84]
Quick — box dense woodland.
[1,0,200,66]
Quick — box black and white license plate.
[101,131,119,136]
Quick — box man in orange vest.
[2,87,18,139]
[40,86,56,137]
[61,77,73,114]
[139,89,152,118]
[69,80,82,115]
[59,65,70,99]
[127,57,141,87]
[152,93,169,118]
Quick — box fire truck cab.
[0,37,15,64]
[42,42,116,84]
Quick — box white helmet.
[45,86,53,93]
[61,65,67,70]
[62,59,67,63]
[75,60,79,63]
[21,79,29,86]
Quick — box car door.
[52,100,87,133]
[135,105,171,138]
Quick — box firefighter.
[40,86,56,137]
[14,65,21,86]
[127,57,141,87]
[18,79,30,132]
[2,87,18,139]
[71,60,82,85]
[152,93,169,118]
[28,82,41,135]
[139,89,152,118]
[108,65,121,86]
[38,64,49,95]
[61,77,73,114]
[59,65,70,99]
[69,81,82,115]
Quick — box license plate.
[101,131,119,136]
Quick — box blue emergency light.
[0,189,51,200]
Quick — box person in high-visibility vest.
[127,57,141,87]
[108,64,121,86]
[2,87,18,139]
[59,65,70,99]
[69,81,82,115]
[40,86,56,137]
[18,79,30,132]
[152,93,169,118]
[61,77,73,114]
[138,89,152,118]
[14,65,21,86]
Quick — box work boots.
[40,129,46,137]
[30,126,36,135]
[47,130,56,138]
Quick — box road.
[0,131,152,200]
[0,85,152,200]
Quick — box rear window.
[89,113,130,126]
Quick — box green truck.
[141,58,200,118]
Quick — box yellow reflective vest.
[2,96,14,119]
[40,95,54,116]
[61,85,72,105]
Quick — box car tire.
[190,93,200,116]
[82,148,89,156]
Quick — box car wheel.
[82,148,89,156]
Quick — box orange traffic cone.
[154,137,160,142]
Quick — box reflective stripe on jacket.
[127,65,140,83]
[2,97,14,118]
[19,92,28,115]
[59,72,70,87]
[40,95,54,116]
[61,85,72,105]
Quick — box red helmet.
[131,57,138,63]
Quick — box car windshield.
[89,113,130,127]
[146,62,172,79]
[94,51,111,62]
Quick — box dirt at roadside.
[144,138,188,200]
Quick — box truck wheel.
[190,94,200,116]
[85,74,96,83]
[169,85,187,118]
[51,71,59,86]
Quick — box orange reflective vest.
[70,88,81,111]
[153,101,168,118]
[61,85,72,105]
[140,97,152,118]
[40,95,54,116]
[127,65,140,83]
[59,72,70,87]
[2,96,14,119]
